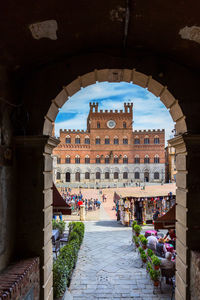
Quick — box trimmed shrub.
[147,248,154,257]
[53,222,85,299]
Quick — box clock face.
[107,120,116,129]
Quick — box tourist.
[164,229,176,249]
[160,252,175,270]
[147,233,158,252]
[153,210,160,221]
[155,238,167,258]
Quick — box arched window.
[97,122,100,128]
[75,155,80,164]
[85,155,90,164]
[134,136,140,144]
[65,155,71,163]
[134,155,140,164]
[123,122,126,128]
[66,172,70,182]
[105,172,110,179]
[144,155,150,164]
[65,135,71,144]
[114,172,119,179]
[85,172,90,179]
[56,172,61,180]
[135,172,140,179]
[95,136,101,144]
[114,136,119,144]
[154,172,159,179]
[85,136,90,144]
[105,136,110,144]
[123,172,128,179]
[96,155,101,164]
[123,155,128,164]
[114,155,119,164]
[75,172,80,182]
[105,155,110,164]
[154,155,160,163]
[96,172,101,179]
[154,136,160,144]
[75,135,80,144]
[144,136,150,144]
[57,157,61,164]
[123,136,128,144]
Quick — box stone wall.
[190,251,200,300]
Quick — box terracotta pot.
[154,280,159,287]
[136,244,139,248]
[142,259,147,263]
[154,265,160,270]
[136,233,139,236]
[142,245,147,249]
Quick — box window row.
[134,137,160,144]
[65,136,160,145]
[56,171,160,181]
[65,136,129,145]
[57,155,160,164]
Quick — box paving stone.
[68,218,171,300]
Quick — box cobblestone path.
[68,209,172,300]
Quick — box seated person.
[164,229,176,249]
[155,237,167,258]
[147,233,158,252]
[160,252,175,270]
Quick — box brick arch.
[43,68,187,136]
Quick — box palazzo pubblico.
[53,102,165,188]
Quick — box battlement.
[60,129,88,134]
[133,129,165,133]
[89,102,133,114]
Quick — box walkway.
[67,207,172,300]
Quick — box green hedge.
[53,222,85,298]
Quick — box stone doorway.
[66,172,70,182]
[144,171,149,182]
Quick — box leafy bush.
[133,224,141,234]
[146,261,152,272]
[132,220,137,229]
[53,222,85,298]
[138,247,144,254]
[141,252,147,261]
[53,219,66,235]
[151,255,161,266]
[149,269,160,281]
[139,234,144,240]
[147,248,154,257]
[140,236,147,245]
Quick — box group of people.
[146,229,176,271]
[60,188,102,212]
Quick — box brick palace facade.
[53,102,165,188]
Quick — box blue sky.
[55,82,175,143]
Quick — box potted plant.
[138,247,144,254]
[141,252,147,263]
[149,269,160,286]
[132,220,137,233]
[133,224,141,236]
[147,248,154,258]
[139,234,144,241]
[134,236,139,247]
[146,261,152,273]
[141,237,147,249]
[151,255,161,270]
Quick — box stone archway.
[43,69,189,300]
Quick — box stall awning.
[154,204,176,229]
[53,184,72,215]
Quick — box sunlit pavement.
[67,209,172,300]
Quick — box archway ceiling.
[1,0,200,70]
